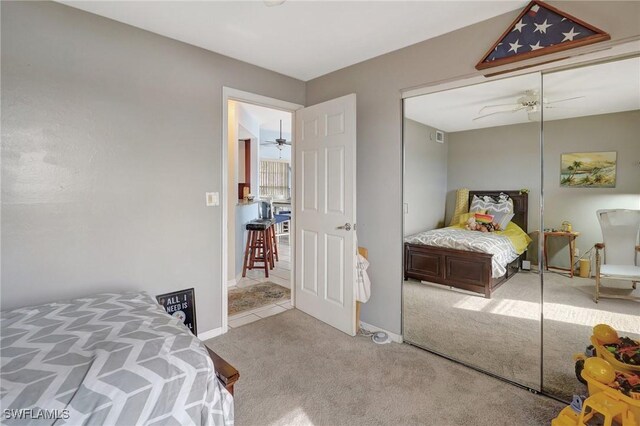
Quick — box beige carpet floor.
[403,271,640,401]
[205,309,564,426]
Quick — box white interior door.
[295,94,357,336]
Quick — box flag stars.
[513,19,527,32]
[530,41,543,51]
[508,39,523,54]
[494,42,503,51]
[534,19,552,34]
[562,27,581,41]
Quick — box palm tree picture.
[560,152,616,188]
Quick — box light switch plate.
[206,192,219,207]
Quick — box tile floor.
[228,238,292,328]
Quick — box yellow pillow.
[458,211,485,225]
[449,188,470,226]
[496,222,533,254]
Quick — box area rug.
[228,282,290,316]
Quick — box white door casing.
[295,94,357,336]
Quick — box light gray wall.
[306,1,640,334]
[1,1,305,334]
[543,111,640,268]
[403,119,448,236]
[446,122,541,232]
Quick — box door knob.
[337,223,352,231]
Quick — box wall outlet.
[574,248,580,258]
[205,192,219,207]
[522,260,531,271]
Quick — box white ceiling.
[59,0,526,81]
[405,57,640,133]
[237,102,292,133]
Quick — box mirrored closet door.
[541,57,640,401]
[402,72,543,389]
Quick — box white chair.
[594,209,640,303]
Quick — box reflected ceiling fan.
[260,120,291,158]
[473,90,584,121]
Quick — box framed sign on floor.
[156,288,197,335]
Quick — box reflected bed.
[404,191,529,298]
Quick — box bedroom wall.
[403,119,448,236]
[0,1,305,335]
[305,1,640,334]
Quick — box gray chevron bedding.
[0,292,233,426]
[405,228,519,278]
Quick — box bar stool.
[242,218,276,278]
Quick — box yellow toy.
[574,325,640,382]
[552,358,640,426]
[553,324,640,426]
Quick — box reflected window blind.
[259,160,290,199]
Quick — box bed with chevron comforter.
[0,292,234,426]
[405,228,519,278]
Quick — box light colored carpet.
[403,271,640,401]
[206,309,564,426]
[228,282,290,316]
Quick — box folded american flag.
[478,1,608,69]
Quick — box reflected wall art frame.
[560,151,617,188]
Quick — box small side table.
[544,231,580,277]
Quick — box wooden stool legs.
[269,225,279,263]
[242,229,274,278]
[242,229,253,277]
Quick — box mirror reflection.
[402,73,542,389]
[541,57,640,401]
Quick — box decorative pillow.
[469,195,489,213]
[492,212,515,230]
[486,199,514,215]
[470,194,514,214]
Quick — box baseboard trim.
[227,279,237,289]
[198,327,224,341]
[360,321,403,343]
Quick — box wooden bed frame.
[404,190,529,298]
[207,347,240,396]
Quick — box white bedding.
[405,227,520,278]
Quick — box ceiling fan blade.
[544,105,581,109]
[473,106,527,121]
[546,96,585,105]
[479,103,521,112]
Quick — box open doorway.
[222,89,358,337]
[225,97,295,329]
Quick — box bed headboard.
[468,190,528,232]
